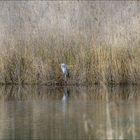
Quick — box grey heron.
[60,63,70,80]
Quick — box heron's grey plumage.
[61,63,69,78]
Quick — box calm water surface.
[0,85,140,139]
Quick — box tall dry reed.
[0,36,140,85]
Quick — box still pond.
[0,85,139,139]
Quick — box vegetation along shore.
[0,37,139,86]
[0,1,139,86]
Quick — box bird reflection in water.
[62,88,70,102]
[62,88,70,113]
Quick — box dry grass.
[0,36,140,85]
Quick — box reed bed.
[0,36,140,85]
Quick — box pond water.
[0,85,140,139]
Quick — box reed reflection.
[0,86,139,139]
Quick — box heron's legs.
[64,75,67,85]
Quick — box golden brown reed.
[0,36,140,85]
